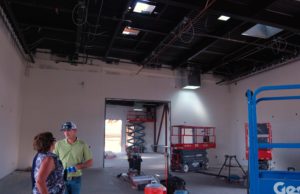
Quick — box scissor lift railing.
[246,84,300,194]
[171,125,216,150]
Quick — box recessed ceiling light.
[122,26,140,36]
[133,2,156,14]
[218,15,230,21]
[183,86,200,90]
[133,108,144,111]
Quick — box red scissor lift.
[171,125,216,172]
[245,123,272,170]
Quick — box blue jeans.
[65,176,81,194]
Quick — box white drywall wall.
[0,20,24,179]
[19,60,231,169]
[228,61,300,170]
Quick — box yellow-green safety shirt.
[54,138,92,177]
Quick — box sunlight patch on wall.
[173,90,209,124]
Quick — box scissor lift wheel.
[203,162,209,170]
[183,164,189,173]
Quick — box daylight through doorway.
[105,119,122,154]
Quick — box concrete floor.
[0,153,247,194]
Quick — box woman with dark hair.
[32,132,65,194]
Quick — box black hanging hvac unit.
[181,69,201,90]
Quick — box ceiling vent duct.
[177,69,201,90]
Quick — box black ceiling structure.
[1,0,300,83]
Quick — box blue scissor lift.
[246,84,300,194]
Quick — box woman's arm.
[36,156,55,194]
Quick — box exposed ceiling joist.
[142,0,217,67]
[105,0,132,58]
[1,0,34,62]
[172,0,283,70]
[206,32,297,75]
[3,0,300,82]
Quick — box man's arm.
[75,142,93,170]
[75,159,93,170]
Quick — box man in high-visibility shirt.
[54,121,93,194]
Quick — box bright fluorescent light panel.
[122,26,140,36]
[183,86,200,90]
[133,108,144,111]
[133,2,156,14]
[218,15,230,21]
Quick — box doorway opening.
[105,119,122,154]
[104,99,171,170]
